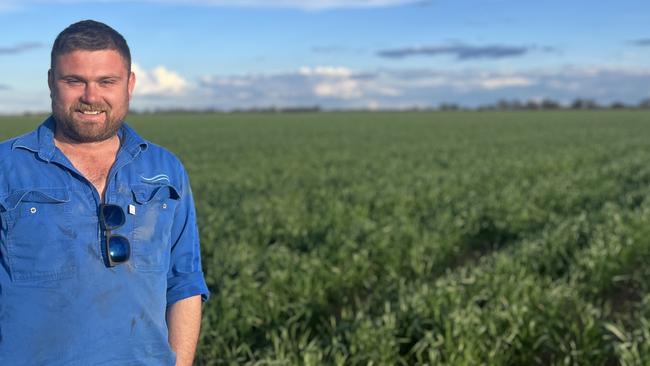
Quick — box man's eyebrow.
[58,74,85,80]
[58,74,123,81]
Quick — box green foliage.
[3,110,650,364]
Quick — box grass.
[3,110,650,364]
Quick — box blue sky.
[1,0,649,112]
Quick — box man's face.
[48,49,136,143]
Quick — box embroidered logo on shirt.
[140,174,170,184]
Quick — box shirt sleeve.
[166,165,210,306]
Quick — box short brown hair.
[51,20,131,72]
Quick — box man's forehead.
[53,49,130,72]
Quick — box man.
[0,20,209,365]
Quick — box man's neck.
[53,132,121,157]
[54,131,121,200]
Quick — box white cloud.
[196,65,650,110]
[299,66,353,78]
[478,76,533,90]
[4,65,650,113]
[371,71,535,92]
[132,63,189,96]
[296,66,363,99]
[314,79,362,99]
[199,75,253,88]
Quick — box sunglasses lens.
[102,204,125,229]
[108,235,130,264]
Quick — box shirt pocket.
[0,188,76,282]
[130,184,181,272]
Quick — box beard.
[52,99,128,143]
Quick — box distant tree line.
[440,97,650,111]
[106,98,650,114]
[130,106,322,114]
[25,98,642,116]
[14,98,650,116]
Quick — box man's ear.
[128,71,136,100]
[48,69,54,98]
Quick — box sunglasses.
[99,204,131,267]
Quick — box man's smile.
[74,109,107,122]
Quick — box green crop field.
[3,111,650,365]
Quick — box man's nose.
[81,83,100,104]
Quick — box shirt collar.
[12,115,148,162]
[119,121,149,158]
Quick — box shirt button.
[162,203,167,209]
[30,207,37,214]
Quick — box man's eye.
[100,79,117,85]
[64,79,83,85]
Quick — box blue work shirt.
[0,116,209,365]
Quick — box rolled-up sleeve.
[166,166,210,306]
